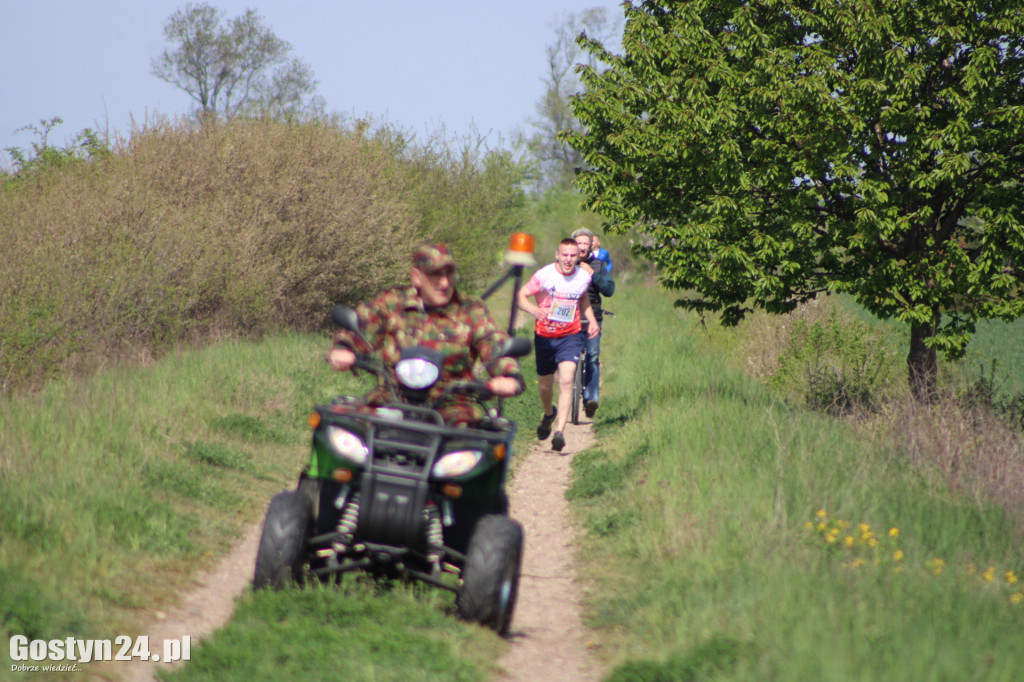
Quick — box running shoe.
[537,407,557,440]
[585,400,599,418]
[551,431,566,452]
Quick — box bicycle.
[571,311,613,425]
[570,345,586,425]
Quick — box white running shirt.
[520,263,592,337]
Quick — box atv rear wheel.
[456,515,523,635]
[253,490,311,590]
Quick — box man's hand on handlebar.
[327,347,356,371]
[486,377,521,398]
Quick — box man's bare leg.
[553,360,577,435]
[538,373,555,415]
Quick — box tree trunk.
[907,309,939,403]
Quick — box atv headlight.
[395,357,440,390]
[432,450,483,478]
[326,426,368,465]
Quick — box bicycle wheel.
[571,350,584,425]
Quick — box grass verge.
[575,284,1024,681]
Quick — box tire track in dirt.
[497,419,603,682]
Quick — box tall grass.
[574,285,1024,680]
[967,318,1024,394]
[161,584,501,682]
[0,332,330,646]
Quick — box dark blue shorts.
[534,333,584,377]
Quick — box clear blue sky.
[0,1,623,164]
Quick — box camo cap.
[412,243,456,274]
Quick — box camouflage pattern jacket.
[332,286,523,424]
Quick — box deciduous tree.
[528,7,620,189]
[152,3,321,119]
[564,0,1024,400]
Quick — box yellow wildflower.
[826,533,837,544]
[844,535,855,548]
[817,522,827,532]
[1012,593,1024,605]
[816,509,828,519]
[1006,571,1018,585]
[983,566,995,583]
[804,521,814,530]
[868,537,878,548]
[888,527,899,538]
[928,558,945,576]
[893,550,904,562]
[859,523,871,534]
[837,520,851,530]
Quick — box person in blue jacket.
[571,228,615,418]
[591,233,612,273]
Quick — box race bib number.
[548,299,577,323]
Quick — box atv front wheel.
[253,490,311,590]
[456,515,523,635]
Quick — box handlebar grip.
[445,382,494,402]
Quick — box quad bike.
[252,304,532,635]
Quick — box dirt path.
[497,418,604,681]
[115,523,263,681]
[113,421,601,682]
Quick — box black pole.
[507,265,523,337]
[481,264,526,418]
[480,267,515,301]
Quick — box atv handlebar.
[330,304,529,410]
[348,353,497,408]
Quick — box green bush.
[769,307,901,414]
[0,117,528,394]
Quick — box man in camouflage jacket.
[326,244,524,425]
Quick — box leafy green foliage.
[564,0,1024,397]
[3,117,111,185]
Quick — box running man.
[517,238,600,452]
